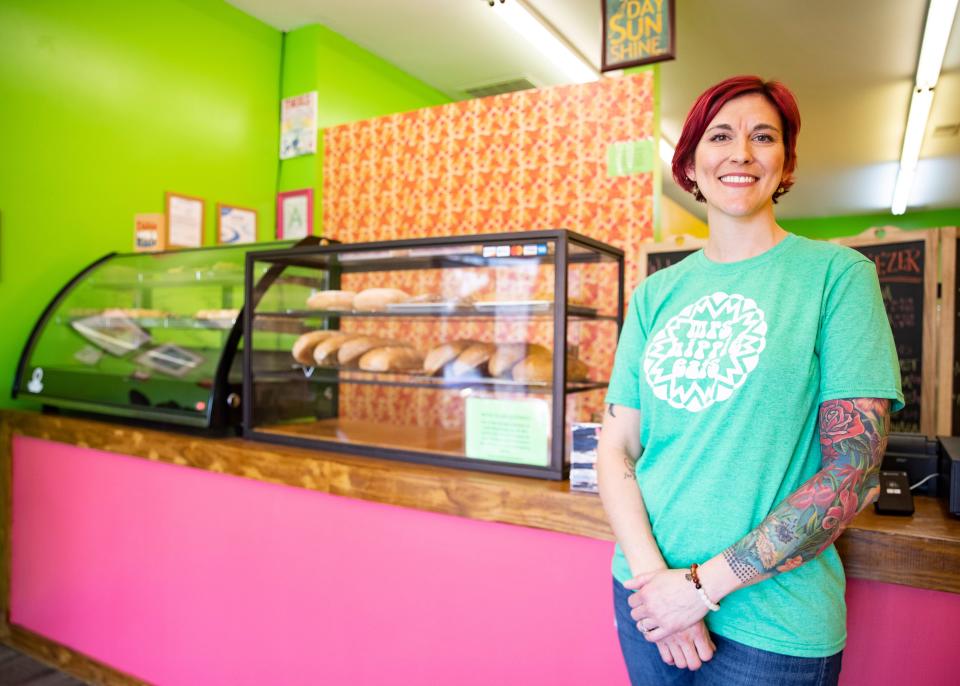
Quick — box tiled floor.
[0,644,85,685]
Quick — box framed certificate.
[166,192,205,248]
[217,204,257,244]
[277,188,313,239]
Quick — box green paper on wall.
[465,396,550,466]
[607,138,654,177]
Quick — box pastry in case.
[358,345,423,372]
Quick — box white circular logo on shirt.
[644,292,767,413]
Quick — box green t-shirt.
[605,233,903,658]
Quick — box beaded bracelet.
[686,563,721,612]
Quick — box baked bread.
[291,330,339,365]
[358,346,423,372]
[306,290,356,310]
[567,356,590,381]
[353,288,410,311]
[450,342,495,378]
[312,333,358,366]
[489,343,550,377]
[512,352,590,383]
[337,336,394,366]
[423,339,477,376]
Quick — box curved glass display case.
[243,230,624,479]
[13,239,324,430]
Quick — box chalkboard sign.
[646,249,695,276]
[837,228,939,436]
[638,236,707,279]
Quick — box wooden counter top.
[2,410,959,594]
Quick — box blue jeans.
[613,579,842,686]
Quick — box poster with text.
[280,91,318,159]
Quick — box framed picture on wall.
[601,0,676,72]
[277,189,313,239]
[217,204,257,244]
[165,192,204,248]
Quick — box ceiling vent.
[463,77,537,99]
[932,123,960,138]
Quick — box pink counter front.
[7,432,960,685]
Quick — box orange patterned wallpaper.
[324,72,654,270]
[322,73,655,430]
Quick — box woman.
[597,75,902,685]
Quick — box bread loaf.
[306,290,356,310]
[353,288,410,311]
[312,333,358,366]
[423,339,476,376]
[511,352,590,383]
[450,342,495,378]
[337,336,393,366]
[488,343,549,378]
[291,330,339,365]
[511,352,552,383]
[567,356,590,381]
[358,346,423,372]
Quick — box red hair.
[671,75,801,203]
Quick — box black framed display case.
[13,238,326,430]
[243,230,625,479]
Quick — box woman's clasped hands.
[624,568,717,670]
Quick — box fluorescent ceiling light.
[916,0,960,88]
[490,0,599,84]
[891,0,958,214]
[899,88,935,170]
[891,166,915,216]
[659,138,675,166]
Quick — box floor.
[0,644,86,685]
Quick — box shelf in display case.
[255,417,467,458]
[253,303,612,321]
[253,366,609,394]
[62,314,240,331]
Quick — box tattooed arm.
[625,398,889,642]
[715,398,888,586]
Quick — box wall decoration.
[601,0,676,71]
[217,204,257,244]
[134,213,166,252]
[165,192,204,248]
[276,189,313,239]
[280,91,318,159]
[323,72,655,429]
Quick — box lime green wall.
[277,24,451,232]
[782,208,960,240]
[0,0,282,408]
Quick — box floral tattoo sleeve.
[721,398,889,584]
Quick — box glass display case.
[13,239,324,430]
[244,230,624,479]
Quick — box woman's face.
[687,93,787,220]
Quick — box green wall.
[0,0,282,409]
[782,208,960,240]
[277,24,451,230]
[0,6,454,411]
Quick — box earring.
[692,182,699,196]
